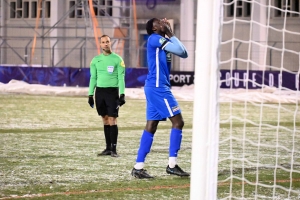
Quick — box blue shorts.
[144,86,181,121]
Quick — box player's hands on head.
[161,18,172,32]
[88,95,94,108]
[160,18,173,37]
[117,94,126,107]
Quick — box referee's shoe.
[111,151,119,157]
[97,149,111,156]
[166,165,190,177]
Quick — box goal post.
[190,0,222,199]
[191,0,300,199]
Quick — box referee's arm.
[88,60,97,96]
[117,59,126,95]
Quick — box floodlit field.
[0,94,299,199]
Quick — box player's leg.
[135,120,159,168]
[95,87,111,156]
[168,113,184,165]
[135,119,161,166]
[105,87,120,157]
[132,120,158,179]
[169,113,184,159]
[132,87,166,178]
[144,87,184,166]
[150,88,189,177]
[166,113,189,176]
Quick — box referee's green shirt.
[88,52,125,96]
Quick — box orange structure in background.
[113,28,128,57]
[30,1,138,63]
[88,0,102,55]
[30,0,42,66]
[132,0,140,67]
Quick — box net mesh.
[218,0,300,199]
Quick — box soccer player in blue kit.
[131,18,190,179]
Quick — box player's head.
[146,18,168,36]
[100,35,112,54]
[146,18,158,35]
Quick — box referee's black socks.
[104,125,111,150]
[110,125,118,152]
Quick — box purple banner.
[0,66,69,86]
[125,68,195,87]
[125,68,148,87]
[169,71,194,86]
[0,66,299,90]
[220,70,300,90]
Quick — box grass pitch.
[0,94,299,199]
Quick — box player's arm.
[88,59,97,96]
[160,19,188,58]
[162,36,188,58]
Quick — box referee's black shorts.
[95,87,119,117]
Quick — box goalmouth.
[191,0,300,199]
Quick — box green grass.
[0,94,299,199]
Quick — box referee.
[88,35,126,157]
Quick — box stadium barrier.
[0,66,299,90]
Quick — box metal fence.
[0,38,196,71]
[1,38,300,72]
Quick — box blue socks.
[136,130,154,162]
[135,129,182,162]
[169,128,182,157]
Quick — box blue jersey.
[145,33,172,88]
[144,34,188,120]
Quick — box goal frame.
[190,0,223,199]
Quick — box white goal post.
[190,0,222,199]
[191,0,300,199]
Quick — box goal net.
[191,0,300,199]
